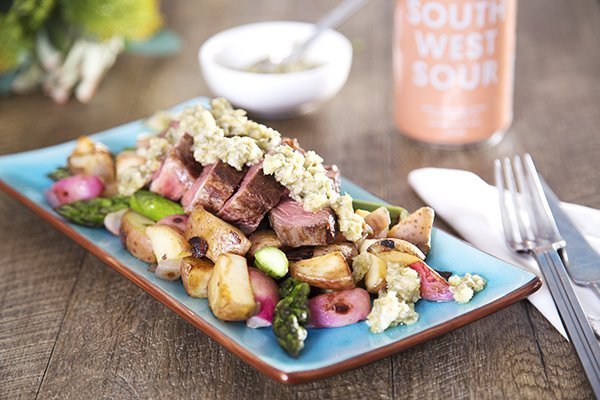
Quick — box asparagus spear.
[54,196,130,227]
[273,278,310,357]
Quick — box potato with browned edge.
[364,207,391,238]
[185,207,251,262]
[367,238,425,262]
[181,257,214,298]
[120,210,156,263]
[289,252,355,290]
[364,254,387,293]
[208,254,256,321]
[146,225,190,261]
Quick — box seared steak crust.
[181,161,246,213]
[218,162,285,234]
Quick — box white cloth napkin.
[408,168,600,339]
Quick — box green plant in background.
[0,0,181,103]
[0,0,56,72]
[60,0,163,41]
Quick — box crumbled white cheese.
[351,252,372,283]
[218,136,263,170]
[367,291,403,333]
[448,273,486,304]
[386,263,421,303]
[262,145,365,241]
[118,136,169,195]
[117,167,146,196]
[144,110,177,132]
[262,145,337,211]
[172,105,263,171]
[366,263,421,333]
[366,290,419,333]
[331,195,366,242]
[140,137,171,171]
[395,301,419,326]
[210,98,281,151]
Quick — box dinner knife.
[541,178,600,287]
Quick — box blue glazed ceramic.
[0,97,541,383]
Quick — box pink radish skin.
[157,214,189,233]
[408,261,454,302]
[246,268,279,328]
[46,175,104,207]
[308,288,371,328]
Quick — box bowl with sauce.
[199,21,353,119]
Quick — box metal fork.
[495,154,600,397]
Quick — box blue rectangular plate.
[0,97,541,384]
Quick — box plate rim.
[0,179,542,384]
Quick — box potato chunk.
[388,207,434,255]
[120,210,156,263]
[181,257,214,298]
[146,225,190,261]
[367,238,425,261]
[361,253,388,294]
[208,254,256,321]
[185,207,251,262]
[364,207,391,238]
[289,252,354,290]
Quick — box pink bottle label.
[394,0,517,145]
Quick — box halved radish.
[308,288,371,328]
[246,268,279,328]
[46,174,104,207]
[408,261,453,302]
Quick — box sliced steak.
[157,121,196,167]
[181,161,246,213]
[269,198,336,247]
[173,131,197,168]
[150,150,201,201]
[218,162,285,234]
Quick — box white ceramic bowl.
[199,21,353,119]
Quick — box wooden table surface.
[1,0,599,398]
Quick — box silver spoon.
[249,0,369,73]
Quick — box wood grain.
[0,196,86,399]
[1,0,599,398]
